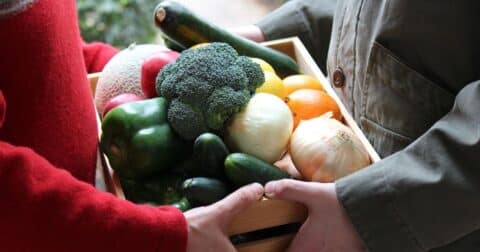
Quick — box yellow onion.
[226,93,293,163]
[289,114,370,182]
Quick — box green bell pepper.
[100,97,191,179]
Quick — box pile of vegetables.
[98,1,373,212]
[100,43,292,211]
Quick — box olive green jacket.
[258,1,480,251]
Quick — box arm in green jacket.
[256,0,337,73]
[337,81,480,251]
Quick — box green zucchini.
[162,35,187,52]
[182,177,230,207]
[193,133,229,179]
[173,133,229,179]
[153,0,300,77]
[224,153,292,187]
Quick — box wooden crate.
[90,37,380,252]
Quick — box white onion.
[289,114,370,182]
[226,93,293,163]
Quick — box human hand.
[265,179,366,252]
[230,25,265,42]
[184,183,264,252]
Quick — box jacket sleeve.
[256,0,337,73]
[0,140,188,252]
[336,81,480,251]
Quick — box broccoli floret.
[206,87,250,130]
[167,99,208,140]
[155,42,264,140]
[236,56,265,93]
[156,63,180,100]
[224,64,249,91]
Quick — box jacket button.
[333,67,346,88]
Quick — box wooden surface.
[89,37,380,251]
[228,198,307,235]
[236,234,296,252]
[88,72,100,96]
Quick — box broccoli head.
[156,42,265,140]
[167,99,208,141]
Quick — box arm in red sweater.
[0,1,187,250]
[0,140,187,252]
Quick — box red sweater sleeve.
[0,1,188,251]
[0,141,187,252]
[82,40,119,73]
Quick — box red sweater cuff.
[82,41,119,73]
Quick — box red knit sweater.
[0,1,187,251]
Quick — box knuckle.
[272,179,313,199]
[274,179,295,193]
[236,190,253,202]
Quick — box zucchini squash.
[182,177,230,207]
[153,0,299,77]
[193,133,229,179]
[224,153,291,187]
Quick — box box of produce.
[89,36,380,252]
[89,2,379,250]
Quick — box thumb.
[265,179,319,206]
[212,183,264,229]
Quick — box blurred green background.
[77,0,158,48]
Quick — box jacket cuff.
[256,0,335,73]
[256,1,310,45]
[335,157,423,252]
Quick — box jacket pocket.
[360,42,454,157]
